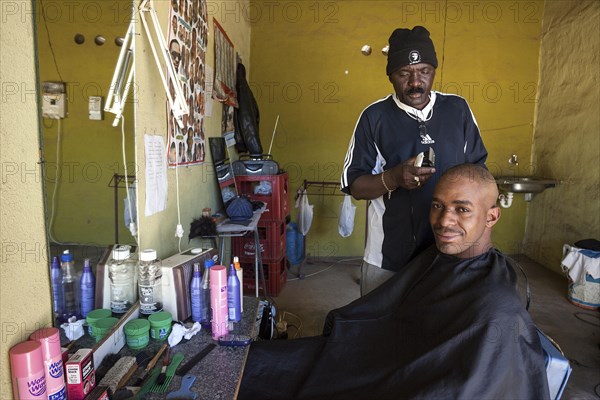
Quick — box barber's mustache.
[433,228,463,235]
[406,87,426,95]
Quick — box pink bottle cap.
[9,340,44,378]
[30,327,61,361]
[210,265,227,284]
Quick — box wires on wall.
[120,115,138,243]
[38,0,64,82]
[47,119,63,245]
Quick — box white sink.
[495,176,559,194]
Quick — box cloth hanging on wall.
[233,62,263,156]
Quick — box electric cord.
[438,0,448,88]
[568,358,595,369]
[46,120,85,247]
[281,311,303,338]
[47,119,64,245]
[173,142,184,252]
[286,324,300,338]
[573,311,600,328]
[287,257,362,281]
[39,0,64,82]
[120,115,138,243]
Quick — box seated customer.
[239,163,550,400]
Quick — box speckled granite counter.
[139,296,259,399]
[69,297,260,399]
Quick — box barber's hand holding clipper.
[387,157,435,190]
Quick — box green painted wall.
[248,0,543,258]
[1,1,52,395]
[37,0,135,246]
[524,1,600,274]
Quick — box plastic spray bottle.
[227,264,242,323]
[50,256,65,324]
[80,259,95,318]
[190,263,203,322]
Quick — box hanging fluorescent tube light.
[139,0,189,129]
[105,20,135,127]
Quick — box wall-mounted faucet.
[508,154,519,166]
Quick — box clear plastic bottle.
[138,249,162,316]
[200,258,213,330]
[109,245,137,316]
[50,256,65,324]
[80,258,95,318]
[61,250,79,320]
[190,263,203,322]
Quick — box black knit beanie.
[386,26,438,75]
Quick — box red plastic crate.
[235,173,289,222]
[232,221,286,262]
[241,256,287,297]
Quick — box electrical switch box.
[42,81,67,119]
[89,96,103,120]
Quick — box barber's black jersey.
[341,92,487,271]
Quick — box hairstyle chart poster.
[212,19,237,108]
[166,0,208,167]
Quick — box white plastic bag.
[338,195,356,237]
[296,188,313,236]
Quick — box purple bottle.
[80,259,95,318]
[227,264,241,323]
[190,263,203,322]
[50,256,65,324]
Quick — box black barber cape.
[239,247,551,400]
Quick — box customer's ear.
[486,206,500,227]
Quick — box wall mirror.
[35,0,138,327]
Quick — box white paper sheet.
[204,64,214,117]
[144,134,168,216]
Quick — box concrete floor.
[273,255,600,400]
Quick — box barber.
[341,26,488,295]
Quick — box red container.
[232,221,286,262]
[235,173,289,222]
[241,256,287,297]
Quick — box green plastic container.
[93,317,119,342]
[86,309,112,337]
[148,311,172,341]
[124,319,150,350]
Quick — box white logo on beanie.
[409,50,421,64]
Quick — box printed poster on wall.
[212,19,237,108]
[166,0,208,167]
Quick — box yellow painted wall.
[524,1,600,273]
[1,1,53,396]
[37,0,136,246]
[248,0,543,258]
[135,0,252,258]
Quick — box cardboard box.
[84,385,109,400]
[66,349,96,399]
